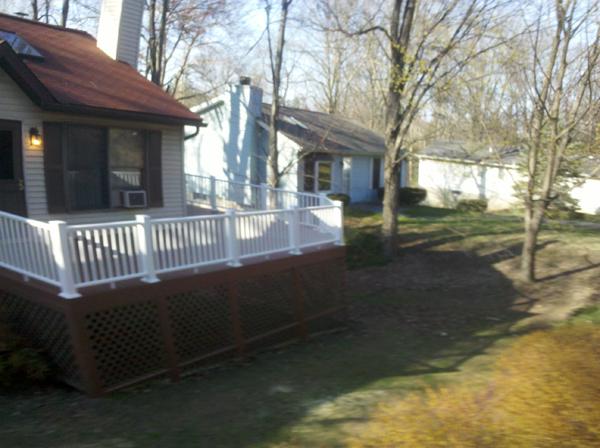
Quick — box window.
[109,129,145,206]
[316,161,332,192]
[66,126,109,211]
[63,125,147,211]
[372,158,381,189]
[303,159,315,192]
[0,130,14,180]
[0,30,43,59]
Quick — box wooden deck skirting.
[0,246,347,395]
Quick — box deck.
[0,175,344,298]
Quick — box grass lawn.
[1,206,599,447]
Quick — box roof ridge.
[0,12,95,40]
[262,102,383,136]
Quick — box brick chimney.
[97,0,144,69]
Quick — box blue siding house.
[185,79,389,203]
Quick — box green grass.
[1,206,598,447]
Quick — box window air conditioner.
[121,190,147,208]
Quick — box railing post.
[136,215,159,283]
[225,209,242,267]
[287,206,302,255]
[49,221,80,299]
[209,175,217,210]
[333,200,345,245]
[260,183,269,210]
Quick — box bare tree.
[143,0,233,95]
[519,0,600,281]
[324,0,506,255]
[265,0,293,187]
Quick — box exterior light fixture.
[29,127,42,147]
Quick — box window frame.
[371,157,382,190]
[315,160,333,193]
[61,123,150,213]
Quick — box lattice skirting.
[0,247,346,395]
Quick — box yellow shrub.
[349,325,600,448]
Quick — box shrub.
[326,193,351,207]
[398,187,427,206]
[346,231,389,270]
[350,325,600,447]
[456,198,488,213]
[0,311,51,388]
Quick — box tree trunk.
[61,0,69,27]
[382,153,399,256]
[266,0,292,188]
[521,203,544,282]
[31,0,39,21]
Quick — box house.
[0,4,202,224]
[415,142,600,215]
[0,2,346,395]
[184,79,405,203]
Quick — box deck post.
[225,209,242,267]
[332,200,345,245]
[136,215,159,283]
[260,183,269,210]
[49,221,80,299]
[209,176,217,210]
[288,206,302,255]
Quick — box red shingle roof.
[0,13,201,125]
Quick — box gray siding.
[0,68,186,224]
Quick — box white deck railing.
[185,174,325,210]
[0,176,343,298]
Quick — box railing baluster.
[225,209,241,267]
[49,221,79,299]
[136,215,159,283]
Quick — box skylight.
[0,30,43,59]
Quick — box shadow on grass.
[2,211,592,448]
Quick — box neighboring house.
[185,79,406,203]
[0,4,202,224]
[416,142,600,215]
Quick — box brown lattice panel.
[0,247,347,395]
[167,285,235,364]
[0,292,80,388]
[84,301,167,388]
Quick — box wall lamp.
[29,127,42,147]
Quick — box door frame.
[0,119,26,216]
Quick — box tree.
[518,0,600,281]
[61,0,69,26]
[265,0,293,188]
[31,0,39,20]
[143,0,233,95]
[323,0,506,255]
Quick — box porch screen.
[109,129,145,207]
[43,122,163,213]
[66,126,109,211]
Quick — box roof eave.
[0,42,202,127]
[41,102,204,126]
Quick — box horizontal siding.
[97,0,143,68]
[0,68,186,224]
[350,156,378,202]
